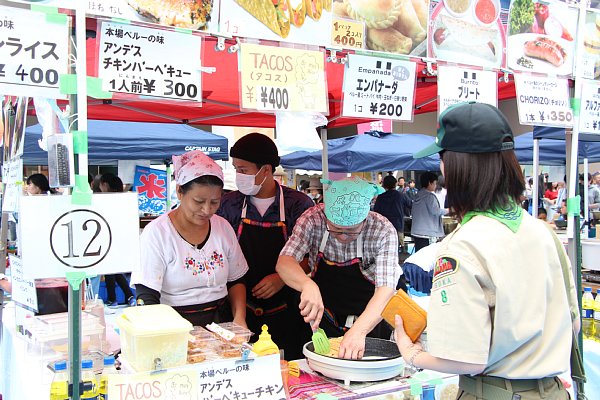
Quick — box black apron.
[173,297,229,326]
[312,232,391,339]
[237,185,305,359]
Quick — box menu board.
[332,0,429,56]
[5,0,220,33]
[579,9,600,80]
[428,0,506,69]
[514,73,572,127]
[506,0,578,77]
[579,79,600,135]
[219,0,332,47]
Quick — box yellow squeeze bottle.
[252,325,279,356]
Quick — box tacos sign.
[239,43,328,113]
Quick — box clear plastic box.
[116,305,192,372]
[208,322,253,344]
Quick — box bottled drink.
[99,356,118,400]
[81,359,99,400]
[582,287,595,340]
[594,289,600,343]
[49,361,69,400]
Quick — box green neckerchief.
[461,202,523,233]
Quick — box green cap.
[323,177,384,226]
[414,102,514,159]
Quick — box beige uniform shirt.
[427,213,577,379]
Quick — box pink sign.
[357,120,392,134]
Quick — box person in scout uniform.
[276,177,401,360]
[393,102,579,399]
[218,133,314,360]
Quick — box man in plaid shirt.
[277,177,401,360]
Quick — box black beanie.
[230,133,280,167]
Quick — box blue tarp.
[280,132,440,172]
[23,120,229,165]
[532,126,600,143]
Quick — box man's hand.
[339,327,367,360]
[299,280,323,331]
[252,273,285,299]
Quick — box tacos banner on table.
[238,43,328,113]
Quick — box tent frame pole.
[532,139,540,218]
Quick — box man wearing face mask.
[218,133,314,359]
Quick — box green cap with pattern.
[322,177,384,226]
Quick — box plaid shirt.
[280,204,400,288]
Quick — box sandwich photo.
[127,0,214,30]
[235,0,291,37]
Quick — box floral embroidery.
[183,251,225,276]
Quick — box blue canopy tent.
[22,120,229,165]
[533,126,600,142]
[281,132,440,172]
[514,132,600,165]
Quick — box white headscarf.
[172,150,224,186]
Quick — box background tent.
[533,126,600,143]
[514,132,600,165]
[22,120,229,165]
[281,132,440,172]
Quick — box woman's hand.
[252,273,285,299]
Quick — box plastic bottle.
[49,360,69,400]
[252,324,279,356]
[99,356,118,400]
[582,287,595,340]
[594,289,600,343]
[81,359,99,400]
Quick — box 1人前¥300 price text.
[257,86,289,110]
[367,102,403,117]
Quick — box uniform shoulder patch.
[433,256,459,281]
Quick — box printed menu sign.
[507,0,577,77]
[437,65,498,113]
[0,5,69,98]
[108,355,285,400]
[579,9,600,80]
[514,74,572,127]
[9,255,38,313]
[5,0,220,33]
[579,79,600,135]
[331,17,365,50]
[220,0,332,47]
[342,54,416,121]
[98,21,202,101]
[333,0,429,56]
[239,43,328,113]
[428,0,506,68]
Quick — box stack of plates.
[303,337,405,385]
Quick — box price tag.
[2,183,21,213]
[108,355,285,400]
[331,18,365,50]
[98,21,202,101]
[437,65,498,114]
[342,54,416,121]
[514,74,573,127]
[2,159,23,184]
[20,193,140,279]
[9,255,38,312]
[579,79,600,135]
[0,5,69,99]
[239,43,328,113]
[579,55,598,81]
[256,86,290,111]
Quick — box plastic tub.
[116,304,192,372]
[208,322,253,344]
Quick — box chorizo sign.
[238,42,328,113]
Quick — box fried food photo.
[127,0,214,30]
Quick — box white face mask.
[236,168,266,196]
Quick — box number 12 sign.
[20,193,140,279]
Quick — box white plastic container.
[116,304,192,372]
